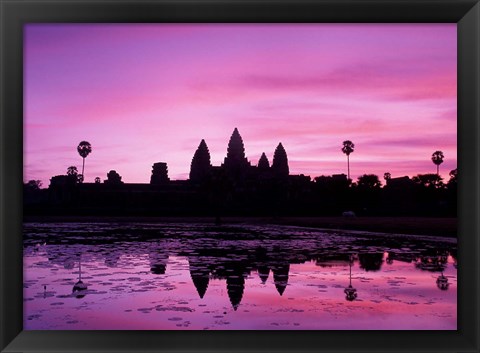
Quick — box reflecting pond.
[23,223,457,330]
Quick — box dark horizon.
[26,127,457,189]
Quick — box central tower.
[223,128,250,171]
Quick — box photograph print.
[23,24,457,330]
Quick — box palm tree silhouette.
[77,141,92,182]
[66,166,81,184]
[383,172,391,182]
[344,255,357,301]
[431,151,444,176]
[67,166,78,176]
[72,255,88,299]
[341,140,355,180]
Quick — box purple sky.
[24,24,457,186]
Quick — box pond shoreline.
[23,216,457,238]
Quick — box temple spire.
[272,143,289,177]
[257,152,270,170]
[226,273,245,311]
[273,264,290,296]
[223,128,249,169]
[189,257,209,299]
[258,266,270,284]
[190,139,211,182]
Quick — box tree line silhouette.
[24,131,457,217]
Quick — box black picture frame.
[1,0,479,352]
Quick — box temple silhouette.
[190,128,290,184]
[24,127,457,217]
[26,128,315,217]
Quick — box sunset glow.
[24,24,457,185]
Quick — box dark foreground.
[24,216,457,237]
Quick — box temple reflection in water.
[25,223,457,311]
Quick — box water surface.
[23,223,457,330]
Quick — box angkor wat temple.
[189,127,290,184]
[25,128,317,217]
[24,128,456,217]
[146,128,291,187]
